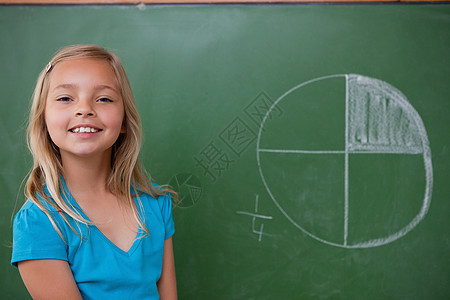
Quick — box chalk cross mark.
[237,195,273,242]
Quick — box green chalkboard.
[1,4,449,299]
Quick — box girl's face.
[45,58,125,161]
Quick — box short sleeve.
[11,201,68,268]
[157,194,175,239]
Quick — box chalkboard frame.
[1,0,448,5]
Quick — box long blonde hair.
[25,44,175,238]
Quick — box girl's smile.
[69,124,101,134]
[45,58,125,159]
[68,124,103,139]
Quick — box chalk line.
[344,74,349,247]
[258,148,423,155]
[236,211,273,220]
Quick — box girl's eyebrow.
[53,83,77,90]
[53,83,119,93]
[93,84,119,93]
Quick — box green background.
[1,4,449,299]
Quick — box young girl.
[11,45,177,299]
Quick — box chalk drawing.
[237,195,273,242]
[256,74,433,248]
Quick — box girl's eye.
[97,97,112,103]
[57,97,72,102]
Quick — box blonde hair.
[25,44,175,238]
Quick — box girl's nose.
[75,101,96,117]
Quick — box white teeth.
[72,127,98,133]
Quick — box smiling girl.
[11,45,177,299]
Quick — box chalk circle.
[169,173,202,208]
[256,74,433,248]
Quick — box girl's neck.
[61,151,112,197]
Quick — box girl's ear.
[120,124,127,133]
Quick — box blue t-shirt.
[11,182,175,300]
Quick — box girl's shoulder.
[137,186,172,207]
[135,185,175,238]
[12,199,69,268]
[15,198,56,220]
[135,182,172,200]
[14,200,42,222]
[134,184,174,218]
[14,198,66,228]
[19,198,37,210]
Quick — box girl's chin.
[59,148,113,159]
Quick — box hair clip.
[45,62,52,73]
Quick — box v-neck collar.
[59,177,144,256]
